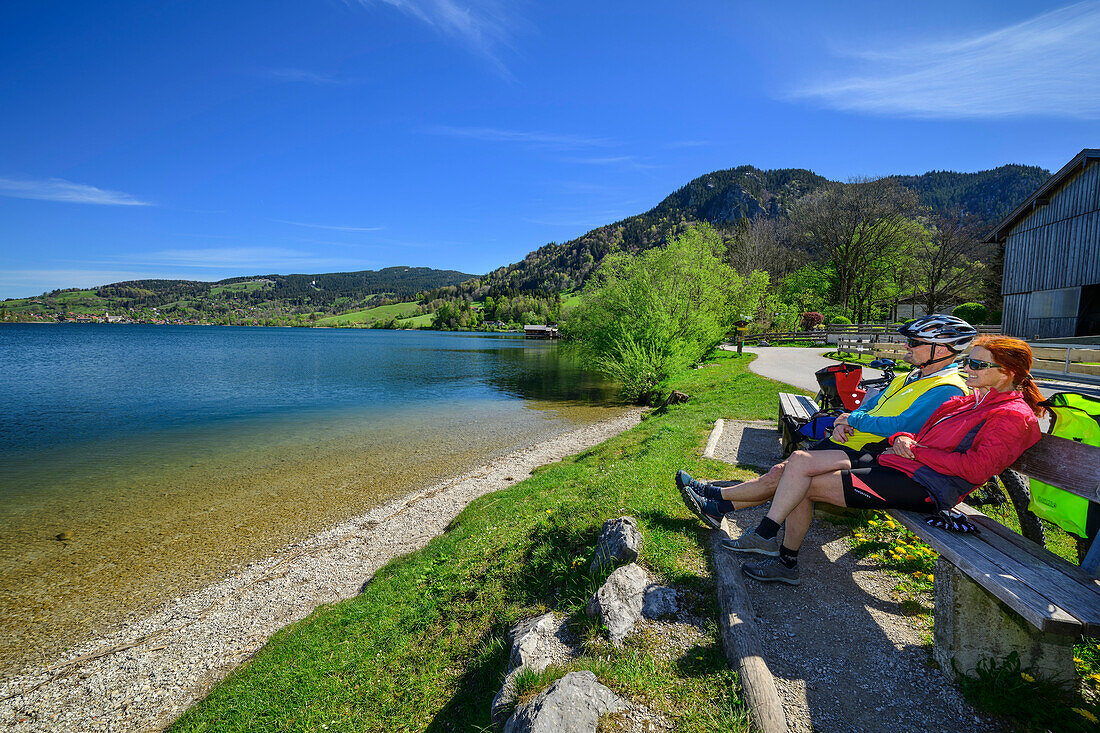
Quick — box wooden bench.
[777,392,820,456]
[888,434,1100,684]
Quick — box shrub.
[800,311,824,331]
[562,224,768,402]
[828,315,853,325]
[987,309,1003,325]
[952,302,988,325]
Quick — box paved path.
[721,345,885,393]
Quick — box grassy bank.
[171,351,794,732]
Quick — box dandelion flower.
[1020,672,1034,683]
[1072,708,1098,723]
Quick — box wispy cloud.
[562,155,661,171]
[275,219,384,232]
[258,68,343,85]
[791,2,1100,119]
[424,125,612,149]
[0,177,151,206]
[354,0,520,77]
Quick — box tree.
[914,210,990,315]
[563,224,768,402]
[791,178,919,319]
[726,216,805,280]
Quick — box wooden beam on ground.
[704,419,725,459]
[709,526,788,733]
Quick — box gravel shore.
[0,409,641,732]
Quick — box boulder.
[642,584,679,619]
[586,563,648,644]
[503,671,628,733]
[507,612,558,673]
[491,613,559,724]
[588,516,642,576]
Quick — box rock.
[642,584,678,619]
[56,531,73,541]
[586,563,648,644]
[589,517,642,576]
[491,613,559,723]
[503,671,628,733]
[666,390,689,405]
[507,612,558,672]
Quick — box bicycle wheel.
[997,469,1046,545]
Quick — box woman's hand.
[831,413,855,443]
[887,434,919,459]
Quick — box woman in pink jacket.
[723,336,1044,586]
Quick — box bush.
[800,311,824,331]
[952,302,988,325]
[987,309,1002,326]
[562,224,768,402]
[828,315,853,325]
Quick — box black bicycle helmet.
[897,314,977,352]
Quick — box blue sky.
[2,0,1098,299]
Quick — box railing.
[1029,345,1100,385]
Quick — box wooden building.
[988,148,1100,340]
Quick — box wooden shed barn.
[987,148,1100,340]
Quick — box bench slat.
[951,507,1100,635]
[1009,435,1100,501]
[888,508,1083,635]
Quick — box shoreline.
[0,409,642,732]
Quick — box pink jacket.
[877,389,1041,509]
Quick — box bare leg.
[763,451,849,551]
[715,462,785,508]
[718,450,853,509]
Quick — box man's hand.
[831,413,856,443]
[885,434,919,459]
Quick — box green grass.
[824,350,914,372]
[316,302,421,326]
[170,351,786,732]
[397,313,435,328]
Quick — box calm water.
[0,324,623,673]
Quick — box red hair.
[972,336,1045,416]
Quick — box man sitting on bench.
[677,314,977,529]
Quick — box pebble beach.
[0,410,641,732]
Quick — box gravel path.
[0,410,641,732]
[722,501,996,732]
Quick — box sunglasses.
[906,338,933,348]
[961,357,1000,371]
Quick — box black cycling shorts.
[806,437,887,465]
[840,463,937,513]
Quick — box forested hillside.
[464,164,1049,300]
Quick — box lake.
[0,324,624,674]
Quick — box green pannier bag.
[1027,392,1100,539]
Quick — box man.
[676,314,978,529]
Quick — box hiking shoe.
[678,483,724,529]
[675,469,710,495]
[742,557,800,585]
[721,532,779,557]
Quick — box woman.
[723,336,1044,586]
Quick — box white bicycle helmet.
[897,314,977,352]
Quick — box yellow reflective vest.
[843,368,969,450]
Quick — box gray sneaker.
[721,532,779,557]
[678,483,724,529]
[742,557,800,585]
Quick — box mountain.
[90,266,476,309]
[473,164,1051,295]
